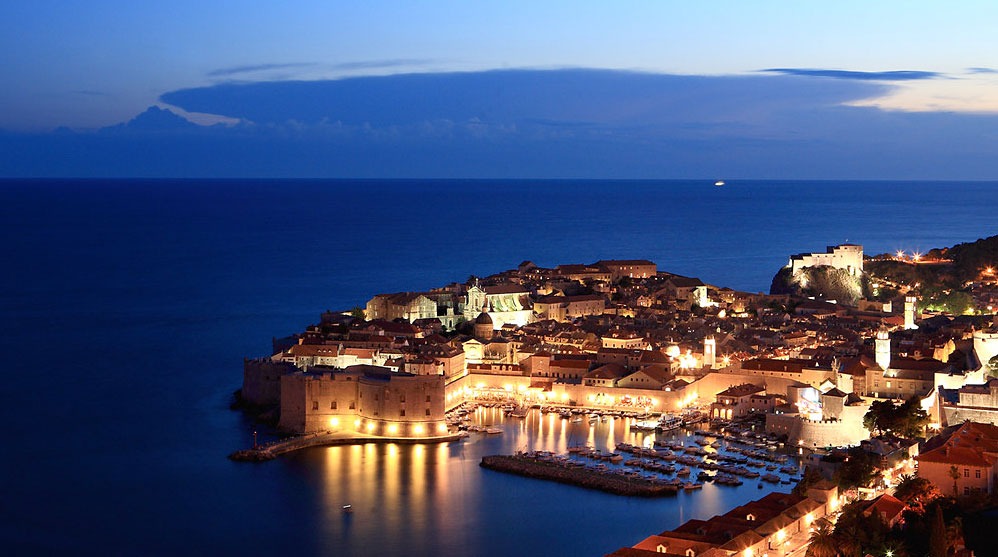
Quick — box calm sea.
[1,179,995,556]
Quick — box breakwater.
[230,431,463,461]
[480,454,679,496]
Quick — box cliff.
[770,265,873,306]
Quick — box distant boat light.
[714,180,725,186]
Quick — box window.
[400,393,406,403]
[965,468,970,477]
[400,409,406,417]
[425,408,431,416]
[331,401,337,410]
[426,395,431,403]
[349,401,356,410]
[964,486,970,495]
[976,469,982,478]
[312,401,319,411]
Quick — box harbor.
[456,401,804,499]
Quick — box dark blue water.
[1,179,995,555]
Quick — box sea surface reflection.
[289,409,801,557]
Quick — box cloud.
[4,69,997,179]
[967,67,998,74]
[763,68,940,81]
[206,59,433,79]
[160,69,889,129]
[206,63,317,78]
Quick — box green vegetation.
[919,286,975,315]
[349,306,366,320]
[834,447,880,491]
[944,234,998,282]
[863,397,930,438]
[893,473,940,514]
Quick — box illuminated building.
[278,365,447,437]
[788,243,864,277]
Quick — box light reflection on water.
[295,409,799,557]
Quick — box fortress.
[789,243,863,277]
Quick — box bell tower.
[703,336,716,369]
[904,296,918,330]
[875,329,891,371]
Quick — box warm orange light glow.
[437,423,448,433]
[896,250,905,259]
[366,422,375,432]
[413,425,425,435]
[387,424,398,435]
[329,417,340,428]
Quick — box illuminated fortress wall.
[789,244,864,277]
[279,368,448,437]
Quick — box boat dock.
[480,453,679,497]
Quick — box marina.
[451,402,804,498]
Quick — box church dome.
[475,311,493,325]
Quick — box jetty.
[230,430,463,462]
[480,454,679,497]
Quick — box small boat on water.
[658,415,684,431]
[342,504,353,513]
[714,180,725,186]
[485,427,503,435]
[631,419,659,431]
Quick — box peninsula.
[236,244,998,455]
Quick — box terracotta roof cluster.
[741,358,807,373]
[612,492,823,557]
[716,383,766,398]
[917,421,998,468]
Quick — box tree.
[349,306,366,320]
[805,518,838,557]
[833,501,890,557]
[948,465,960,497]
[863,397,929,438]
[893,473,939,513]
[835,448,878,491]
[928,504,948,557]
[988,355,998,378]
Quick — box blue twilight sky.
[2,1,998,178]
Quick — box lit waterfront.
[285,408,802,557]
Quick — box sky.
[2,1,997,178]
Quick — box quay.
[480,454,679,497]
[229,430,464,462]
